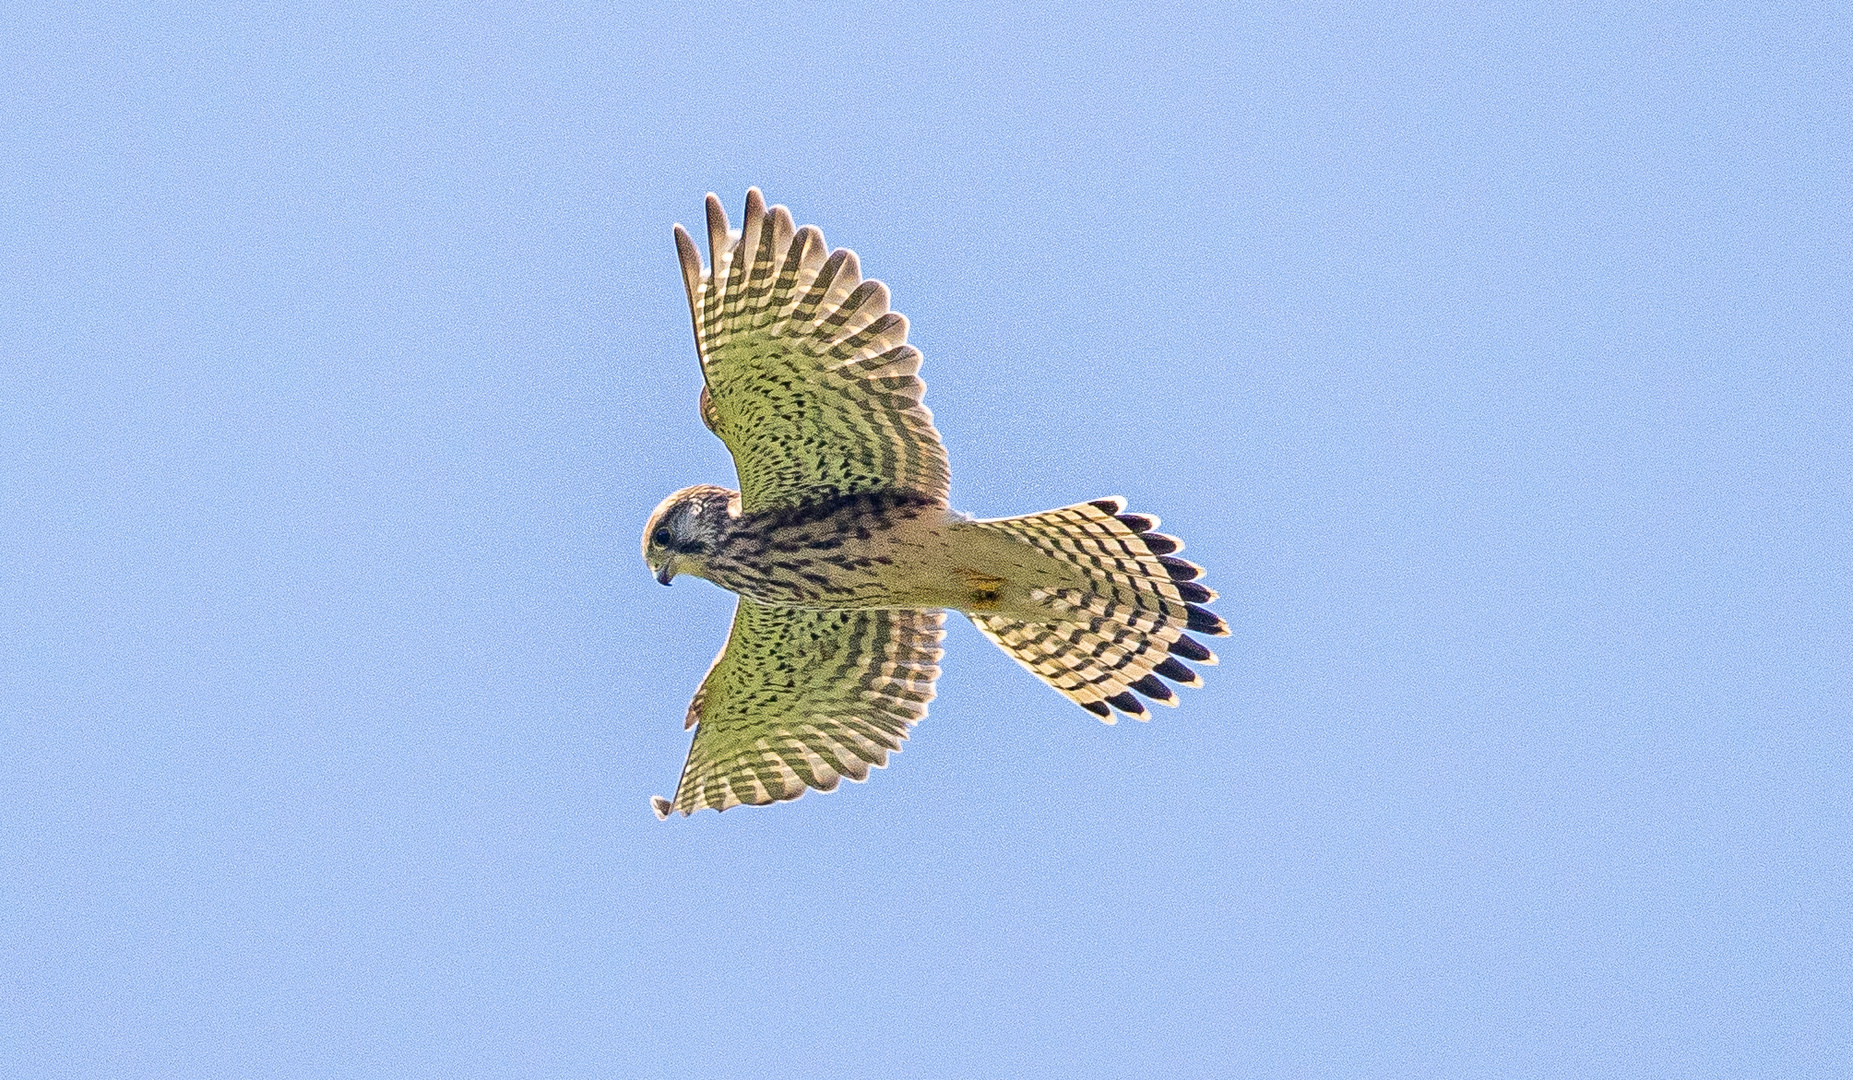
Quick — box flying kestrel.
[643,189,1226,817]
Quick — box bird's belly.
[707,507,1090,619]
[713,517,966,609]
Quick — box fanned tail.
[966,498,1226,722]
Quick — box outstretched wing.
[673,189,950,513]
[653,599,945,818]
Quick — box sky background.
[3,3,1848,1077]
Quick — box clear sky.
[3,3,1848,1077]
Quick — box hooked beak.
[656,564,675,586]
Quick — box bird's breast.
[703,492,964,609]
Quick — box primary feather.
[674,189,949,513]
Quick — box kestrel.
[643,189,1227,817]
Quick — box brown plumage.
[643,189,1227,816]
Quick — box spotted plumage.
[644,189,1227,817]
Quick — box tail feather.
[966,498,1226,722]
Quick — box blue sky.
[3,3,1848,1077]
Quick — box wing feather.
[652,600,946,818]
[674,189,950,512]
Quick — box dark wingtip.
[651,796,673,820]
[1142,533,1180,555]
[1103,691,1146,716]
[1158,555,1201,582]
[1175,580,1214,604]
[1185,604,1228,636]
[1129,674,1174,702]
[1115,512,1157,533]
[1081,699,1112,718]
[1089,498,1126,515]
[1168,634,1213,662]
[1153,657,1199,685]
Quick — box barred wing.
[673,189,950,513]
[652,599,945,818]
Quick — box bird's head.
[642,484,738,586]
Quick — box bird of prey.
[643,189,1226,817]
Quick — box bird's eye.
[652,528,672,546]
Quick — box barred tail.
[965,497,1227,722]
